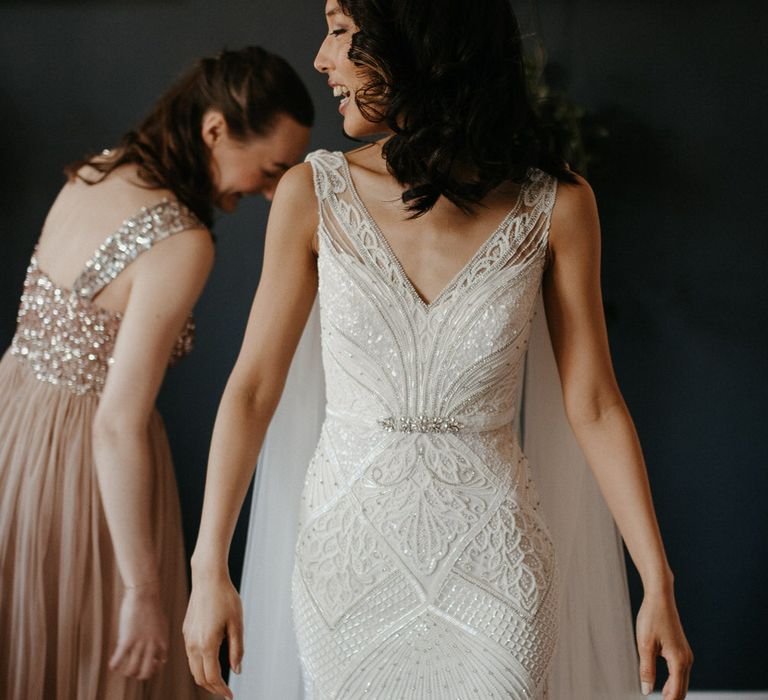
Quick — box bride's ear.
[201,110,227,148]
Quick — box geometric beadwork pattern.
[294,149,559,698]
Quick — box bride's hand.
[109,581,169,680]
[636,588,693,699]
[183,572,243,699]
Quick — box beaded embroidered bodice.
[11,200,203,397]
[292,150,561,698]
[311,151,555,431]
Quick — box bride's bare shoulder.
[272,161,315,201]
[550,172,600,253]
[266,162,318,247]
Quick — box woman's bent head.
[69,46,314,226]
[315,0,573,216]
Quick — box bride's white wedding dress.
[231,149,641,699]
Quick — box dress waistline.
[324,405,517,434]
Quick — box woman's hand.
[109,582,169,680]
[636,588,693,699]
[183,572,244,699]
[182,165,317,698]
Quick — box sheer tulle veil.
[230,293,642,699]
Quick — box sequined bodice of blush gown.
[291,150,560,700]
[0,199,212,699]
[11,199,200,395]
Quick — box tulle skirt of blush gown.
[0,349,210,699]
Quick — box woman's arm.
[92,226,214,680]
[183,163,318,698]
[545,176,693,700]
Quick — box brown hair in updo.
[66,46,314,227]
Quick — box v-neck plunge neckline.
[338,152,527,310]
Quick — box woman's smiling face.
[314,1,385,138]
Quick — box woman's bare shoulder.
[553,172,597,218]
[272,161,318,212]
[550,172,600,253]
[263,162,319,249]
[58,163,197,232]
[276,160,314,188]
[39,163,208,271]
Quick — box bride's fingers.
[187,652,207,689]
[185,629,227,695]
[638,637,659,695]
[683,656,692,697]
[202,651,232,699]
[227,618,244,674]
[661,646,692,700]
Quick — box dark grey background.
[1,0,765,691]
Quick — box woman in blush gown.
[0,47,312,700]
[183,3,693,700]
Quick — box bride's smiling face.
[314,1,385,138]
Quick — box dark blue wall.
[1,1,765,690]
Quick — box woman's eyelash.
[330,28,346,36]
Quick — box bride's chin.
[342,115,387,140]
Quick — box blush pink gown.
[0,200,213,699]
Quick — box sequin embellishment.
[11,200,203,396]
[292,150,559,699]
[377,415,464,434]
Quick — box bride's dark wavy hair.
[337,0,575,215]
[66,47,314,227]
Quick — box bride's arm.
[184,163,318,699]
[544,175,693,700]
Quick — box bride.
[183,1,693,698]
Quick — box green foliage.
[525,58,610,177]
